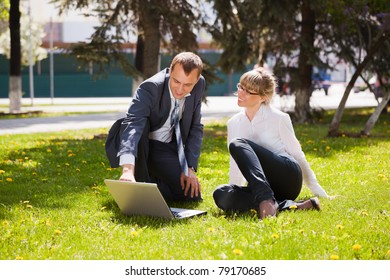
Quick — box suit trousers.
[213,138,302,212]
[135,124,201,202]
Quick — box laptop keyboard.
[171,210,181,218]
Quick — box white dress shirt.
[227,104,328,197]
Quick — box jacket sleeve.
[117,81,157,161]
[184,76,205,170]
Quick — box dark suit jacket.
[107,68,205,170]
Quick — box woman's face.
[235,83,265,108]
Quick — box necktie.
[171,100,189,176]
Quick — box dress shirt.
[227,104,328,197]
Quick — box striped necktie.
[171,99,189,176]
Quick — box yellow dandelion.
[23,201,29,204]
[130,230,139,238]
[289,204,298,210]
[325,146,331,151]
[6,178,13,182]
[299,229,305,234]
[0,170,5,174]
[75,168,80,172]
[352,244,362,251]
[361,211,369,216]
[207,227,215,233]
[100,206,107,211]
[232,249,243,256]
[47,148,52,153]
[15,256,24,260]
[330,255,339,260]
[336,224,344,230]
[64,163,70,166]
[3,220,9,227]
[271,233,280,239]
[101,162,106,166]
[54,230,62,235]
[45,220,51,226]
[106,168,112,171]
[26,204,33,209]
[82,160,87,164]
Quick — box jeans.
[213,138,302,212]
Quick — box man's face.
[169,64,200,100]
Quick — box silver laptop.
[104,179,207,220]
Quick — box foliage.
[0,10,47,66]
[0,110,389,260]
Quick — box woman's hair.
[239,67,276,104]
[170,52,203,77]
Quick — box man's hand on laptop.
[180,168,201,198]
[120,164,136,182]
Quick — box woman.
[213,67,329,219]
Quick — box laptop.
[104,179,207,220]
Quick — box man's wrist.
[189,166,196,172]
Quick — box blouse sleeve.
[279,114,328,197]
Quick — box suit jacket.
[106,68,205,169]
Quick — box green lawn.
[0,109,389,260]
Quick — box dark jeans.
[213,138,302,212]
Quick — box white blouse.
[227,104,328,197]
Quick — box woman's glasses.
[235,83,259,96]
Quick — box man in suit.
[108,52,205,202]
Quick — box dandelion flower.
[130,230,139,238]
[15,256,24,260]
[326,146,331,151]
[46,148,52,153]
[26,204,33,209]
[0,170,5,174]
[289,204,297,210]
[352,244,362,251]
[100,206,107,211]
[330,255,339,260]
[207,227,215,233]
[232,249,243,256]
[2,220,9,227]
[6,178,13,182]
[271,233,280,239]
[336,224,344,230]
[54,230,62,235]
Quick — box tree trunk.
[9,0,22,113]
[139,2,161,79]
[361,91,390,136]
[294,0,315,123]
[132,33,145,97]
[328,32,386,136]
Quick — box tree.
[327,2,390,136]
[53,0,205,80]
[8,0,21,113]
[209,0,338,123]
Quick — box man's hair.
[170,52,203,77]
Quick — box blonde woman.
[213,67,329,219]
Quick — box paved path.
[0,85,378,135]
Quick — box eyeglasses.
[235,83,259,96]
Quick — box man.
[106,52,205,202]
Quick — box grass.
[0,109,389,260]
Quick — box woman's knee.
[228,137,248,154]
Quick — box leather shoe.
[258,199,278,219]
[296,197,321,211]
